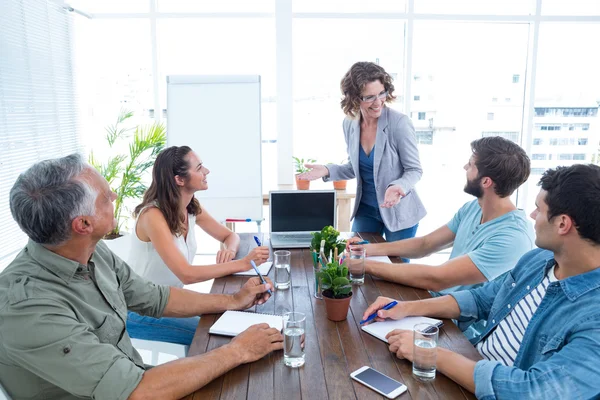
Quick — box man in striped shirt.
[363,164,600,399]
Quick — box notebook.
[234,261,273,276]
[209,310,283,337]
[362,316,443,343]
[367,255,392,263]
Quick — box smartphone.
[350,366,408,399]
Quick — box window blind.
[0,0,81,269]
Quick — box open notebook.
[234,261,273,276]
[362,316,443,343]
[209,310,283,337]
[367,255,392,263]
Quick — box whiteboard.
[167,75,263,223]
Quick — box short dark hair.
[340,62,397,118]
[539,164,600,245]
[471,136,530,197]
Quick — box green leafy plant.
[89,109,166,238]
[316,259,351,298]
[292,156,316,174]
[311,225,346,259]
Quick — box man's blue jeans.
[127,311,199,346]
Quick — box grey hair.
[9,153,98,246]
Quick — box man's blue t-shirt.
[433,200,535,339]
[438,199,535,296]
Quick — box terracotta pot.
[295,175,310,190]
[322,291,353,321]
[333,180,347,190]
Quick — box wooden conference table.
[182,233,481,400]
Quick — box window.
[549,138,558,145]
[532,154,547,161]
[410,22,528,235]
[512,74,520,83]
[559,154,573,160]
[492,97,498,102]
[418,112,426,120]
[293,19,405,172]
[416,131,433,145]
[1,0,80,269]
[531,168,547,175]
[578,138,588,145]
[414,95,421,101]
[533,138,543,145]
[487,113,494,120]
[573,154,586,161]
[482,132,519,143]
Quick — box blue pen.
[250,260,273,295]
[360,300,398,324]
[355,240,369,245]
[253,235,262,246]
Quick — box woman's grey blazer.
[325,106,427,232]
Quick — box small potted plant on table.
[293,156,316,190]
[316,259,352,321]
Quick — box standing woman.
[126,145,269,345]
[298,62,426,243]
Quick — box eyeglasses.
[360,91,388,103]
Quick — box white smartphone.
[350,366,408,399]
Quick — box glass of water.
[283,312,306,368]
[348,247,366,285]
[413,323,439,381]
[274,250,291,290]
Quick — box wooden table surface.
[182,232,481,400]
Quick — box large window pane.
[158,0,274,13]
[525,24,600,213]
[415,0,534,15]
[542,0,600,16]
[157,18,276,187]
[68,0,149,13]
[411,22,529,234]
[293,0,406,13]
[293,19,405,176]
[73,19,154,153]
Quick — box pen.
[226,218,252,222]
[360,300,398,324]
[250,260,273,295]
[253,235,262,246]
[354,240,369,245]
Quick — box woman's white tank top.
[127,204,197,288]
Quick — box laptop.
[269,190,336,249]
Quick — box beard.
[464,176,484,198]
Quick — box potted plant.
[293,156,316,190]
[316,259,352,321]
[310,225,346,262]
[89,108,166,239]
[331,159,348,190]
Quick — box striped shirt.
[476,265,558,366]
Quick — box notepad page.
[366,256,392,263]
[362,316,443,343]
[234,261,273,276]
[209,310,283,337]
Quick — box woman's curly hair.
[340,61,397,118]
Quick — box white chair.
[130,338,188,366]
[103,235,189,365]
[0,382,12,400]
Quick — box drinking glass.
[348,247,366,284]
[413,323,438,381]
[283,312,306,367]
[274,250,291,290]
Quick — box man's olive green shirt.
[0,240,170,400]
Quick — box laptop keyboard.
[275,234,314,241]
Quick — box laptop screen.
[270,191,335,233]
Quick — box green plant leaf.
[332,277,350,287]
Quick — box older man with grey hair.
[0,154,283,400]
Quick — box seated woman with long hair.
[125,145,269,345]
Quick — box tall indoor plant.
[89,109,166,238]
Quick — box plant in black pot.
[316,259,352,321]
